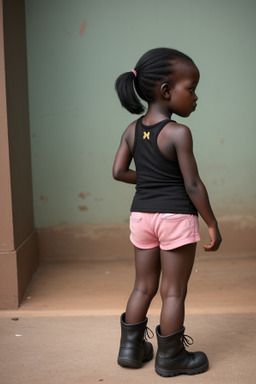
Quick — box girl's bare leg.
[160,243,196,336]
[125,246,161,324]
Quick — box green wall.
[25,0,256,227]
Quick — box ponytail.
[115,71,145,114]
[115,48,194,115]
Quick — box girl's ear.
[160,83,171,99]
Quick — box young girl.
[112,48,222,377]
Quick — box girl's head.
[115,48,198,115]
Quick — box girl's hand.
[203,226,222,252]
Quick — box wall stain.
[94,197,104,202]
[79,205,88,211]
[40,195,48,203]
[212,177,226,186]
[79,192,90,199]
[79,20,87,36]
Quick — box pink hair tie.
[130,69,137,77]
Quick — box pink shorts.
[130,212,200,250]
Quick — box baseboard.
[16,230,39,304]
[0,251,19,308]
[0,230,39,309]
[37,223,133,263]
[37,214,256,263]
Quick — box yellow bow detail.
[143,131,150,140]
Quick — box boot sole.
[118,359,143,369]
[155,361,209,377]
[118,350,154,369]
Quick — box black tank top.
[130,117,197,215]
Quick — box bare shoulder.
[164,122,193,143]
[121,119,137,150]
[164,121,191,134]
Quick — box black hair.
[115,48,194,114]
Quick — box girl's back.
[129,117,197,215]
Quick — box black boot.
[117,313,154,369]
[155,325,209,377]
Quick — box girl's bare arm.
[173,124,222,251]
[112,126,136,184]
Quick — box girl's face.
[168,60,200,117]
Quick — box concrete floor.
[1,248,256,383]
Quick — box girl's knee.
[134,283,158,301]
[160,284,187,302]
